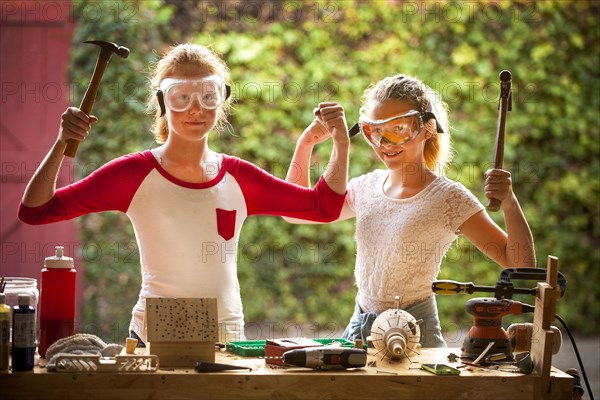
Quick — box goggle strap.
[422,111,444,134]
[424,102,444,134]
[156,90,166,117]
[348,123,360,137]
[155,83,231,117]
[436,119,444,134]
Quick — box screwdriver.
[283,347,367,370]
[195,362,252,372]
[432,280,536,297]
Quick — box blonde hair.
[147,43,232,143]
[361,74,453,174]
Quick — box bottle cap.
[0,293,5,304]
[18,294,30,306]
[45,246,74,269]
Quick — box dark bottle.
[12,294,36,371]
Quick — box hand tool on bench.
[265,346,367,370]
[64,40,129,158]
[487,70,512,212]
[195,361,252,372]
[282,347,367,370]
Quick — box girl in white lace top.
[284,74,535,347]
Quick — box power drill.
[283,347,367,370]
[462,297,534,359]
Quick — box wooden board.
[0,348,573,400]
[145,298,218,342]
[147,342,215,367]
[531,256,560,399]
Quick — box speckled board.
[145,298,218,342]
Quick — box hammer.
[486,70,512,212]
[64,40,129,158]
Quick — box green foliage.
[71,0,599,341]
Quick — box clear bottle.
[2,277,39,311]
[0,293,10,371]
[12,294,36,371]
[38,246,76,357]
[3,277,38,348]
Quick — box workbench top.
[0,347,573,400]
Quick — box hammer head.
[84,40,129,60]
[499,69,512,83]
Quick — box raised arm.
[22,107,96,207]
[316,102,350,195]
[459,169,536,268]
[283,102,354,224]
[285,117,329,188]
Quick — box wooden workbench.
[0,347,573,400]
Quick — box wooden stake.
[531,255,559,399]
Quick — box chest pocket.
[216,208,237,241]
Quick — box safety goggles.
[357,110,426,147]
[157,75,231,116]
[350,103,444,147]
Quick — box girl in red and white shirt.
[19,43,350,344]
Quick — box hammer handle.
[486,71,512,212]
[64,59,110,158]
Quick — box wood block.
[145,298,218,368]
[531,306,554,396]
[148,341,215,368]
[546,256,559,320]
[146,298,218,342]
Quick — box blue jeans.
[342,293,447,348]
[129,330,146,348]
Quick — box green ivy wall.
[67,1,598,340]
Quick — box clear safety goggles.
[157,75,231,116]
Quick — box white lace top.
[347,170,484,313]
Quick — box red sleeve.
[224,155,346,222]
[18,152,153,225]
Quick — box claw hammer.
[64,40,129,158]
[486,70,512,211]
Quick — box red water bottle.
[38,246,76,357]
